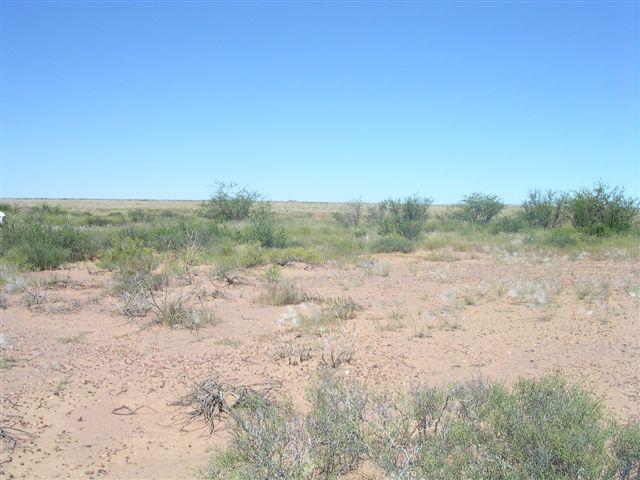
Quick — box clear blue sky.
[1,1,638,203]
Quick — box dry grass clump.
[576,278,610,303]
[321,296,363,321]
[148,287,217,329]
[256,266,305,306]
[320,330,356,368]
[272,339,312,366]
[19,279,49,310]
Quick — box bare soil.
[1,250,639,479]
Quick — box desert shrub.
[237,244,267,268]
[542,227,579,248]
[489,214,526,234]
[99,238,157,275]
[307,370,368,477]
[522,189,567,228]
[146,286,216,329]
[609,422,640,479]
[199,181,267,221]
[256,266,305,306]
[320,296,363,321]
[129,219,222,251]
[246,215,287,248]
[333,198,364,228]
[0,221,98,270]
[205,400,311,480]
[369,195,431,240]
[567,183,639,235]
[370,234,415,253]
[203,373,632,480]
[457,192,505,224]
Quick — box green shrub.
[199,181,267,221]
[246,215,287,248]
[542,227,579,248]
[568,183,639,235]
[369,195,432,240]
[307,370,367,477]
[205,400,311,480]
[99,238,157,274]
[490,214,526,234]
[457,192,505,224]
[371,234,415,253]
[610,422,640,479]
[0,221,98,270]
[204,373,632,479]
[522,189,567,228]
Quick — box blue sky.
[1,1,638,203]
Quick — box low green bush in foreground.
[204,372,639,480]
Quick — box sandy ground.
[1,249,639,479]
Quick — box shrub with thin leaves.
[0,220,98,270]
[370,234,415,253]
[457,192,505,224]
[307,370,368,478]
[100,237,157,275]
[568,183,639,235]
[203,373,634,479]
[369,195,432,240]
[609,421,640,479]
[205,399,312,480]
[199,181,267,221]
[246,215,287,248]
[522,189,567,229]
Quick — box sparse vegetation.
[333,198,365,228]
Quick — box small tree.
[522,190,567,229]
[567,183,638,235]
[458,193,504,224]
[199,181,266,221]
[369,194,432,240]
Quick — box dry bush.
[320,330,356,368]
[575,278,610,303]
[272,339,312,366]
[170,378,279,434]
[17,278,48,309]
[148,287,217,329]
